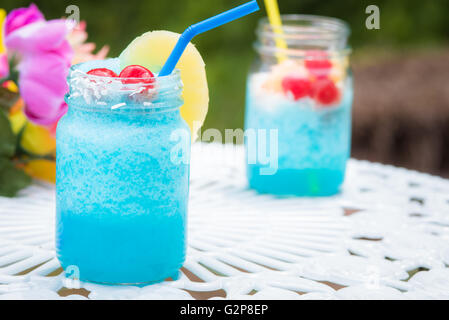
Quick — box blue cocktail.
[56,59,190,284]
[245,15,353,196]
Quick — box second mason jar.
[245,15,353,196]
[56,59,190,284]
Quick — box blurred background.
[3,0,449,177]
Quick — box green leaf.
[0,110,16,157]
[0,86,20,113]
[7,56,19,85]
[0,158,32,197]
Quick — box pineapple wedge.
[119,31,209,141]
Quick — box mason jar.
[56,59,190,284]
[245,15,352,196]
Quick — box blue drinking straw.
[158,0,260,77]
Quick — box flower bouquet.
[0,4,108,197]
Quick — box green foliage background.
[2,0,449,133]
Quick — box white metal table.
[1,143,449,300]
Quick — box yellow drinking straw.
[263,0,287,61]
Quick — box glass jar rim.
[66,59,184,113]
[255,14,351,58]
[258,14,350,39]
[68,62,181,91]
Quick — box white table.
[1,143,449,300]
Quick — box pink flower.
[0,54,8,79]
[4,5,73,126]
[4,4,44,37]
[5,20,73,57]
[68,21,109,64]
[18,47,70,125]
